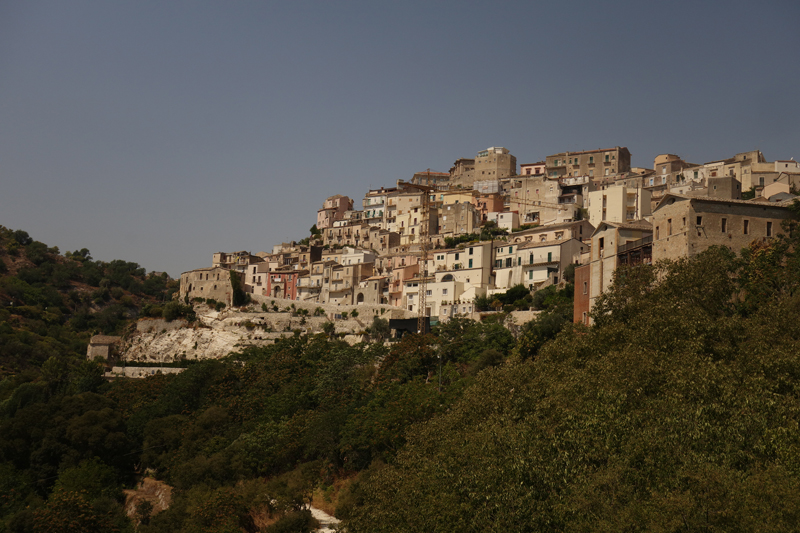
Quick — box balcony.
[617,235,653,253]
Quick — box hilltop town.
[179,146,800,327]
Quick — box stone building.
[87,335,122,361]
[438,202,481,236]
[450,147,517,188]
[651,194,793,261]
[546,147,631,179]
[180,267,244,305]
[411,170,450,190]
[354,275,390,305]
[474,147,517,182]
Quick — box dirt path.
[307,504,341,532]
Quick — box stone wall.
[136,318,189,333]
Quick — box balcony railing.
[617,235,653,253]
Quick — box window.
[469,247,473,255]
[721,218,727,233]
[682,217,686,227]
[696,216,703,226]
[505,258,512,267]
[442,288,448,295]
[517,257,521,266]
[767,221,773,237]
[426,290,432,296]
[589,156,594,164]
[583,281,588,294]
[455,253,460,260]
[743,220,749,235]
[667,219,672,235]
[605,169,610,176]
[468,259,473,268]
[599,237,605,249]
[656,227,660,239]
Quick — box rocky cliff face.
[119,301,403,363]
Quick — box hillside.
[2,217,800,531]
[0,226,178,377]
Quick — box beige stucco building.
[588,220,653,318]
[587,186,651,228]
[317,195,353,230]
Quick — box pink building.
[472,193,505,222]
[266,268,307,300]
[316,195,353,230]
[520,161,546,176]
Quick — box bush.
[163,301,196,322]
[265,509,317,533]
[141,304,163,318]
[215,301,226,312]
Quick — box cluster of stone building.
[178,145,799,325]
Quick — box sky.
[1,0,798,277]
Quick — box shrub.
[163,301,196,322]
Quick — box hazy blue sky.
[2,0,798,276]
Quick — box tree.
[366,316,390,343]
[229,270,249,307]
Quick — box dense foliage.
[343,216,800,531]
[4,211,800,531]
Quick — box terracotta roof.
[518,238,582,250]
[655,192,794,211]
